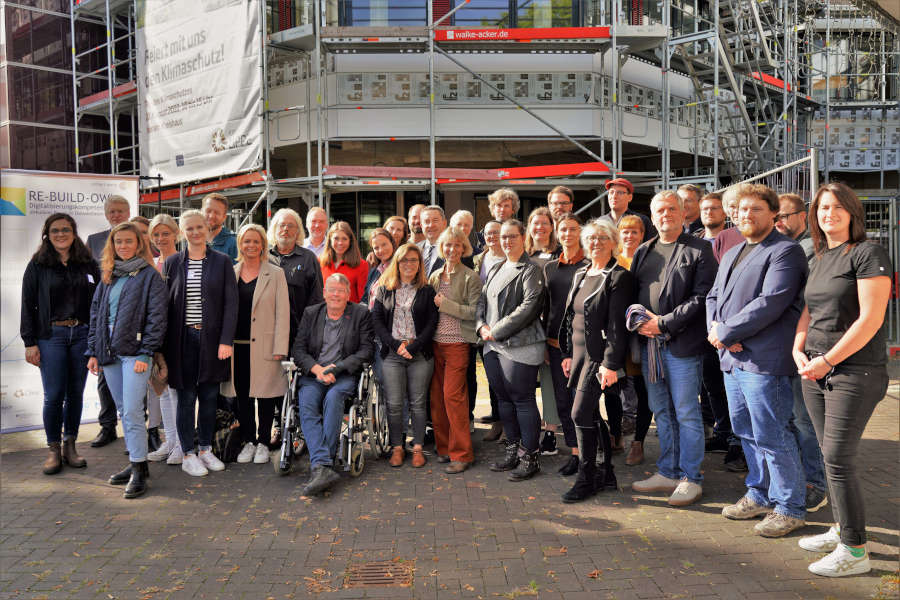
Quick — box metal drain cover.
[344,560,414,588]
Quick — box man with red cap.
[600,178,655,242]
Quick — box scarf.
[112,256,149,278]
[625,304,670,383]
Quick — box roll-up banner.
[136,0,262,186]
[0,170,139,433]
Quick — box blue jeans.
[641,346,704,484]
[37,324,89,444]
[724,368,806,519]
[297,374,357,467]
[103,356,152,461]
[789,375,827,493]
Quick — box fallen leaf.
[587,569,601,579]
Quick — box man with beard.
[475,188,519,249]
[707,183,808,538]
[268,208,325,446]
[203,193,237,262]
[408,204,426,244]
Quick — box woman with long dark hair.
[21,213,99,475]
[793,183,892,577]
[87,222,167,498]
[320,221,369,303]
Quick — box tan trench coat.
[221,260,291,399]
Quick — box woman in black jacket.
[163,210,238,478]
[372,243,438,469]
[476,219,547,481]
[559,219,634,503]
[21,213,99,475]
[87,223,167,498]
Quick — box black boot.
[490,439,520,472]
[147,428,161,453]
[562,426,598,503]
[124,461,149,498]
[595,463,618,491]
[91,427,117,448]
[509,450,540,481]
[558,454,580,476]
[108,463,132,485]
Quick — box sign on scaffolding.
[136,0,263,185]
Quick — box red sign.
[434,27,611,42]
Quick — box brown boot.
[483,422,503,442]
[389,446,405,467]
[625,440,644,466]
[43,442,62,475]
[411,447,426,468]
[61,437,87,468]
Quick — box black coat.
[559,261,634,379]
[269,245,324,347]
[371,285,439,358]
[630,233,717,357]
[20,259,100,346]
[163,248,238,387]
[88,264,168,365]
[292,302,374,376]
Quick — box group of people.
[21,180,892,578]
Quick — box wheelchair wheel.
[275,431,293,476]
[368,380,389,458]
[348,445,365,477]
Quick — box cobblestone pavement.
[1,380,897,600]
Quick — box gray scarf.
[112,256,149,278]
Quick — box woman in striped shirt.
[163,210,238,478]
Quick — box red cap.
[605,178,633,194]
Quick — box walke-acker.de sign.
[136,0,263,186]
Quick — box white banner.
[0,170,139,433]
[136,0,262,186]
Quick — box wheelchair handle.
[281,359,298,372]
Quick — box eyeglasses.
[549,201,572,208]
[586,235,611,243]
[49,227,73,235]
[500,234,521,241]
[277,222,299,230]
[398,257,419,264]
[775,210,804,222]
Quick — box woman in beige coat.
[222,224,291,465]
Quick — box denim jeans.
[788,375,827,493]
[641,346,704,484]
[297,374,356,467]
[37,324,89,444]
[175,327,219,454]
[103,356,152,461]
[382,353,433,447]
[724,368,805,519]
[482,351,541,452]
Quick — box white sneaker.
[199,451,225,472]
[237,442,256,464]
[147,440,174,462]
[808,544,870,577]
[166,445,184,465]
[253,443,270,464]
[181,453,208,477]
[800,526,841,552]
[668,479,703,506]
[632,473,680,494]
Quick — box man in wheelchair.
[292,273,374,496]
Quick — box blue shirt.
[210,227,237,263]
[107,276,128,333]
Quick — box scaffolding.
[69,0,139,176]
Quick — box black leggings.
[632,374,652,443]
[571,377,616,468]
[234,344,278,446]
[802,365,888,546]
[604,389,623,440]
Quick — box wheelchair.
[274,360,388,477]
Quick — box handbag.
[149,352,168,395]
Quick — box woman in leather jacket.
[476,219,546,481]
[559,219,634,503]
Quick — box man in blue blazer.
[706,183,808,539]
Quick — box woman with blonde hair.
[222,224,291,465]
[164,210,238,477]
[87,222,167,497]
[320,221,369,303]
[146,214,183,463]
[371,243,438,468]
[428,227,480,473]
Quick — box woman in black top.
[559,219,634,503]
[792,183,892,577]
[21,213,99,475]
[542,213,589,476]
[372,243,438,468]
